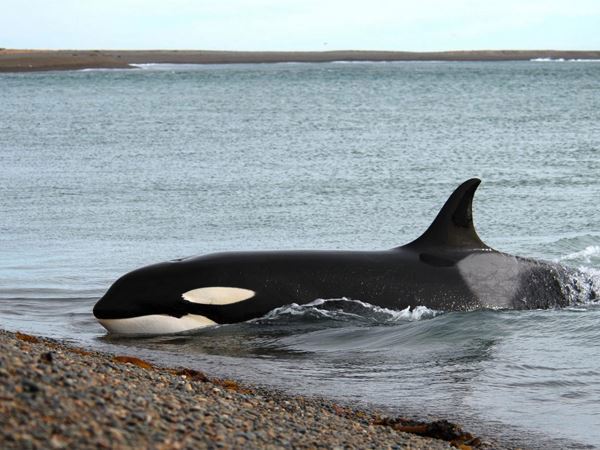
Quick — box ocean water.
[1,61,599,449]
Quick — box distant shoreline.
[1,49,600,72]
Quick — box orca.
[93,178,572,335]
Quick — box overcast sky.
[2,0,599,51]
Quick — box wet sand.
[0,329,492,449]
[1,49,600,72]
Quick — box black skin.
[93,179,570,323]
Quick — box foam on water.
[557,245,600,264]
[573,267,600,300]
[129,63,230,70]
[560,267,599,305]
[254,298,440,324]
[78,68,132,72]
[530,58,600,62]
[552,244,600,305]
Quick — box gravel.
[0,329,479,449]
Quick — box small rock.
[40,352,54,363]
[50,434,67,448]
[22,379,41,393]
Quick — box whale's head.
[93,260,255,335]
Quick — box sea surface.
[1,61,599,449]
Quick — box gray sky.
[2,0,599,50]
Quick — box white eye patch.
[182,287,255,305]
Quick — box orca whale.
[93,178,571,335]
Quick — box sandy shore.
[0,329,495,449]
[1,49,600,72]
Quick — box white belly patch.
[97,314,216,335]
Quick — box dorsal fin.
[403,178,490,251]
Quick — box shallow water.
[1,61,600,449]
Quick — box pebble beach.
[0,329,494,449]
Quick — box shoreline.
[0,329,489,449]
[1,49,600,72]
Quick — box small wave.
[553,244,600,304]
[556,245,600,264]
[129,63,185,71]
[252,298,441,325]
[78,68,132,72]
[531,58,565,62]
[530,58,600,62]
[563,306,589,312]
[129,63,161,69]
[129,63,214,71]
[330,60,446,64]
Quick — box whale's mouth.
[97,314,217,335]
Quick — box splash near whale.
[93,178,572,335]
